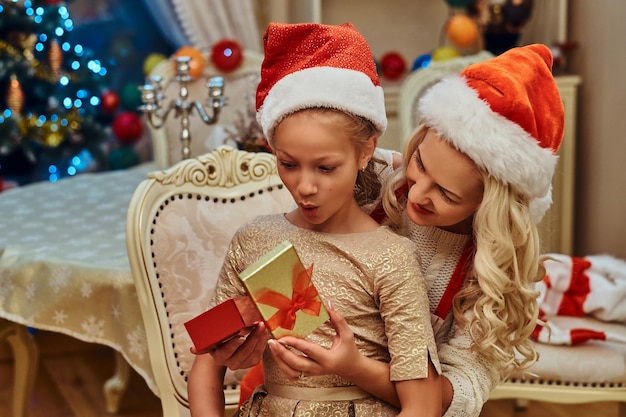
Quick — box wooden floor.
[0,330,620,417]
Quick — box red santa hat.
[418,44,565,222]
[256,22,387,141]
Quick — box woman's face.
[405,129,483,234]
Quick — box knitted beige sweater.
[375,148,500,417]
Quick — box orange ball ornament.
[174,46,205,78]
[446,14,479,48]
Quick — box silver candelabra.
[139,56,226,160]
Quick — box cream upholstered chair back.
[398,50,494,144]
[147,50,265,169]
[399,53,626,413]
[126,146,294,416]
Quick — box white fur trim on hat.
[419,75,558,203]
[257,66,387,141]
[529,187,553,223]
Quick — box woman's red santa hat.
[255,22,387,142]
[418,44,565,222]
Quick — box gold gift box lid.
[239,240,329,338]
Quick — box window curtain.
[141,0,262,52]
[520,0,568,46]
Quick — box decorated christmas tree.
[0,0,113,183]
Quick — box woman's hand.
[190,321,270,370]
[268,301,362,382]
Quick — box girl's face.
[273,111,370,233]
[405,129,483,234]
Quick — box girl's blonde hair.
[271,108,386,207]
[384,124,543,378]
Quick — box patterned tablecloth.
[0,163,158,395]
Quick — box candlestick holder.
[139,56,226,160]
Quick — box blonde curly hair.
[383,125,544,378]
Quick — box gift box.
[240,240,329,339]
[184,296,262,352]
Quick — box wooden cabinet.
[540,75,581,255]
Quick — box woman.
[210,43,565,417]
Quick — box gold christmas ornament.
[0,39,69,83]
[22,33,37,61]
[7,31,37,61]
[7,74,25,114]
[44,131,64,147]
[40,121,66,147]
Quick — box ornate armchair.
[399,52,626,414]
[397,51,495,143]
[126,146,294,416]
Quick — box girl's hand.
[191,321,270,370]
[268,302,362,381]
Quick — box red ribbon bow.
[255,264,322,331]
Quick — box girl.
[187,22,441,417]
[233,44,566,417]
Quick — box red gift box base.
[184,296,262,352]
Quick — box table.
[0,164,158,414]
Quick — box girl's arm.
[188,353,228,417]
[188,233,248,417]
[396,358,441,417]
[270,305,455,413]
[270,303,400,405]
[199,230,271,370]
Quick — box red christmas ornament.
[211,39,243,72]
[379,51,407,81]
[101,90,121,114]
[112,111,143,144]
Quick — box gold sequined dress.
[210,214,440,416]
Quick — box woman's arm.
[435,313,502,417]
